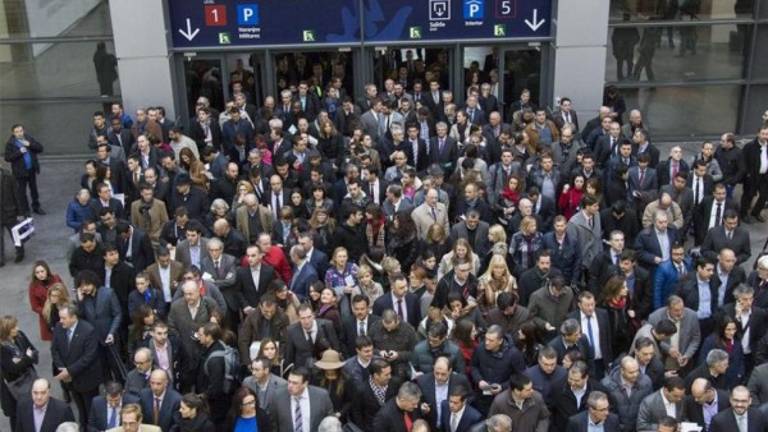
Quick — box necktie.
[715,202,722,226]
[153,397,161,425]
[566,112,572,124]
[588,217,594,230]
[586,315,595,350]
[727,230,733,240]
[677,263,686,277]
[439,138,445,154]
[431,207,437,222]
[671,161,679,180]
[306,330,313,344]
[294,397,304,432]
[639,169,645,185]
[108,406,118,428]
[274,194,281,215]
[397,298,404,321]
[737,415,747,432]
[359,321,366,336]
[67,328,74,345]
[214,260,220,275]
[451,412,460,432]
[369,182,375,201]
[695,178,701,204]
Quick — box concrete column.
[552,0,610,119]
[109,0,175,119]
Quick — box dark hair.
[663,376,686,392]
[654,319,678,337]
[509,374,532,392]
[369,358,390,376]
[351,294,370,306]
[355,335,373,350]
[75,270,101,288]
[449,384,470,401]
[290,367,311,383]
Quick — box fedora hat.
[314,349,345,370]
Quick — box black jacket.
[51,320,103,393]
[0,167,22,225]
[333,223,368,264]
[4,134,42,177]
[15,397,74,432]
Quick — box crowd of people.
[3,54,768,432]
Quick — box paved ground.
[1,145,767,427]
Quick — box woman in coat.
[698,314,745,385]
[0,315,39,430]
[386,210,420,273]
[28,260,63,341]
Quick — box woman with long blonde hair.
[41,283,71,336]
[478,254,518,311]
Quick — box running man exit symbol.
[409,26,422,39]
[303,30,316,42]
[494,24,506,36]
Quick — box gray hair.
[207,237,224,251]
[758,255,768,271]
[706,349,729,368]
[486,414,513,432]
[318,416,343,432]
[290,245,307,261]
[733,284,754,299]
[560,318,581,336]
[210,198,230,213]
[587,390,609,409]
[56,423,80,432]
[397,381,422,401]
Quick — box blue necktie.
[586,315,595,351]
[108,406,117,428]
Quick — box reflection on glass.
[609,0,753,22]
[184,59,225,115]
[274,52,354,99]
[606,24,747,82]
[504,49,541,108]
[0,0,113,39]
[0,41,121,98]
[622,86,740,135]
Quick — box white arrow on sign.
[524,9,546,31]
[178,18,200,42]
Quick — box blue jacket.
[66,199,94,232]
[79,286,123,344]
[289,262,318,300]
[652,257,692,309]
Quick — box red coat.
[240,245,293,284]
[558,187,584,220]
[28,274,62,341]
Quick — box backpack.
[204,343,241,394]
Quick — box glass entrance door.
[501,47,542,117]
[183,56,226,118]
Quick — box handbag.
[4,367,37,401]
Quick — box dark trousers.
[71,386,99,427]
[15,171,39,214]
[616,57,634,81]
[741,174,768,217]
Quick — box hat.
[314,350,345,370]
[175,172,191,185]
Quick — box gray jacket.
[566,210,603,268]
[648,307,701,362]
[243,373,287,411]
[636,390,685,432]
[602,367,654,432]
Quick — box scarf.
[369,376,387,406]
[501,187,520,203]
[608,296,627,309]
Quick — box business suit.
[373,292,421,328]
[5,132,43,214]
[268,385,334,432]
[138,387,182,432]
[701,225,751,265]
[676,277,719,328]
[566,411,620,432]
[145,261,185,301]
[567,210,603,269]
[633,227,679,272]
[373,398,426,432]
[694,197,739,245]
[683,390,730,430]
[90,197,125,221]
[657,159,691,187]
[243,374,287,411]
[440,400,484,432]
[200,254,237,293]
[429,135,460,176]
[748,364,768,405]
[235,204,273,244]
[450,221,491,257]
[289,262,318,300]
[87,394,140,432]
[342,314,381,357]
[648,307,702,367]
[636,390,686,432]
[118,227,154,272]
[567,309,613,375]
[740,138,768,218]
[15,397,75,432]
[306,248,329,282]
[416,372,472,431]
[233,263,275,311]
[51,320,103,428]
[360,109,383,141]
[412,202,450,240]
[174,238,211,269]
[166,296,218,389]
[711,266,748,309]
[284,319,341,370]
[710,407,767,432]
[628,166,658,200]
[351,375,400,431]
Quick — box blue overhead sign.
[167,0,552,49]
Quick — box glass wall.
[605,0,767,137]
[0,0,117,155]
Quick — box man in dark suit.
[108,116,135,155]
[689,159,715,208]
[90,182,125,220]
[297,232,329,280]
[739,126,768,223]
[552,361,610,432]
[709,248,748,306]
[288,245,318,300]
[568,292,613,378]
[405,123,429,173]
[373,381,428,432]
[116,222,155,272]
[87,381,139,432]
[234,244,275,314]
[634,210,679,274]
[565,391,620,432]
[441,384,483,432]
[15,378,75,432]
[694,184,739,246]
[657,146,690,188]
[416,356,472,431]
[429,122,459,177]
[351,358,400,431]
[51,304,103,430]
[138,369,182,432]
[268,367,335,432]
[4,123,45,215]
[343,295,381,357]
[684,378,730,432]
[373,274,421,328]
[701,211,751,265]
[676,256,718,337]
[548,319,594,368]
[725,284,766,374]
[710,386,766,432]
[284,304,341,369]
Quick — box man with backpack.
[197,322,239,426]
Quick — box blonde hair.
[488,224,507,244]
[520,216,537,233]
[42,283,70,326]
[0,315,18,342]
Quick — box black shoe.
[32,207,46,215]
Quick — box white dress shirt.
[580,311,602,360]
[661,390,677,418]
[290,387,311,432]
